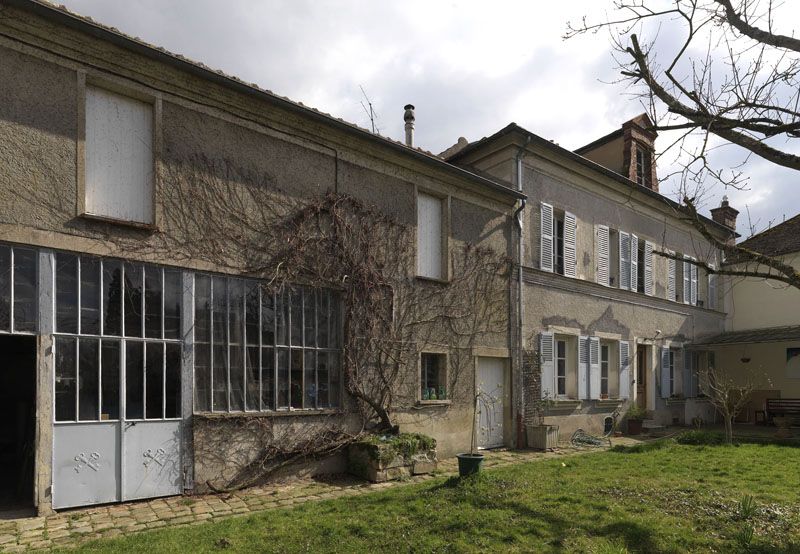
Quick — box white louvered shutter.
[540,332,555,399]
[682,256,691,304]
[619,341,631,399]
[708,265,717,310]
[619,232,631,290]
[563,212,577,278]
[630,234,639,292]
[417,193,443,279]
[690,260,698,306]
[667,253,676,301]
[596,225,610,286]
[540,203,554,272]
[578,336,589,400]
[660,347,671,398]
[683,349,694,397]
[589,337,601,400]
[644,241,654,296]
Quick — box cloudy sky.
[60,0,799,234]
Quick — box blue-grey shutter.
[578,335,589,400]
[563,212,577,278]
[643,241,654,296]
[589,337,601,400]
[660,347,671,398]
[619,340,631,399]
[630,234,639,292]
[540,203,554,272]
[619,232,631,290]
[596,225,610,286]
[540,332,555,398]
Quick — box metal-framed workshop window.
[193,275,341,413]
[0,244,38,334]
[53,253,182,422]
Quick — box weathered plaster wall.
[727,253,800,331]
[714,340,800,399]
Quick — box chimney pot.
[404,104,415,147]
[711,195,739,236]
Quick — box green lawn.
[69,442,800,553]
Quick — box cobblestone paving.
[1,440,635,552]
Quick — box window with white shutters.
[690,260,698,306]
[417,192,444,279]
[619,232,631,290]
[630,235,639,293]
[660,347,672,398]
[682,256,691,304]
[563,212,577,278]
[540,332,555,398]
[667,253,676,301]
[588,336,600,400]
[619,341,631,399]
[578,335,589,399]
[85,86,154,224]
[540,203,554,272]
[596,225,610,286]
[643,241,654,296]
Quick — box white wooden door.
[477,357,506,449]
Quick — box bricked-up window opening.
[601,344,610,396]
[53,253,182,422]
[194,277,341,413]
[556,340,567,396]
[0,244,38,334]
[553,215,565,275]
[420,353,447,400]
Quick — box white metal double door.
[52,341,182,509]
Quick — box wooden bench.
[765,399,800,423]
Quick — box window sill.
[194,408,344,419]
[80,212,157,232]
[415,399,451,408]
[595,398,624,408]
[546,399,581,412]
[415,275,450,286]
[665,397,686,406]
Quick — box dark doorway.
[0,335,36,510]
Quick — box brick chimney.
[710,195,739,231]
[622,114,658,192]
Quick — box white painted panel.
[563,212,577,278]
[416,193,442,279]
[596,225,610,286]
[85,86,153,224]
[53,423,119,509]
[539,203,554,272]
[123,420,182,501]
[477,357,505,449]
[539,332,555,399]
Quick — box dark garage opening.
[0,335,36,512]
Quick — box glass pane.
[101,340,120,420]
[55,253,78,333]
[194,275,211,343]
[144,266,163,339]
[229,344,244,411]
[318,291,329,348]
[125,341,144,419]
[245,282,259,346]
[261,347,274,410]
[303,289,316,348]
[164,270,182,340]
[275,291,288,346]
[194,342,211,412]
[212,277,227,345]
[261,291,275,345]
[290,349,302,408]
[13,248,37,332]
[0,246,10,331]
[330,293,340,348]
[103,260,123,336]
[165,343,181,418]
[124,264,143,338]
[212,343,227,411]
[146,342,164,419]
[78,339,99,421]
[317,352,329,408]
[290,290,302,346]
[304,350,316,409]
[277,348,289,408]
[55,337,77,421]
[229,280,243,346]
[80,258,101,335]
[246,346,259,410]
[329,352,340,408]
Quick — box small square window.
[421,353,447,400]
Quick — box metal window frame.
[0,244,40,336]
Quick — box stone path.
[0,440,635,552]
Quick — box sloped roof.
[692,325,800,346]
[736,213,800,257]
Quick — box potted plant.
[626,403,646,435]
[526,392,559,451]
[456,390,494,476]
